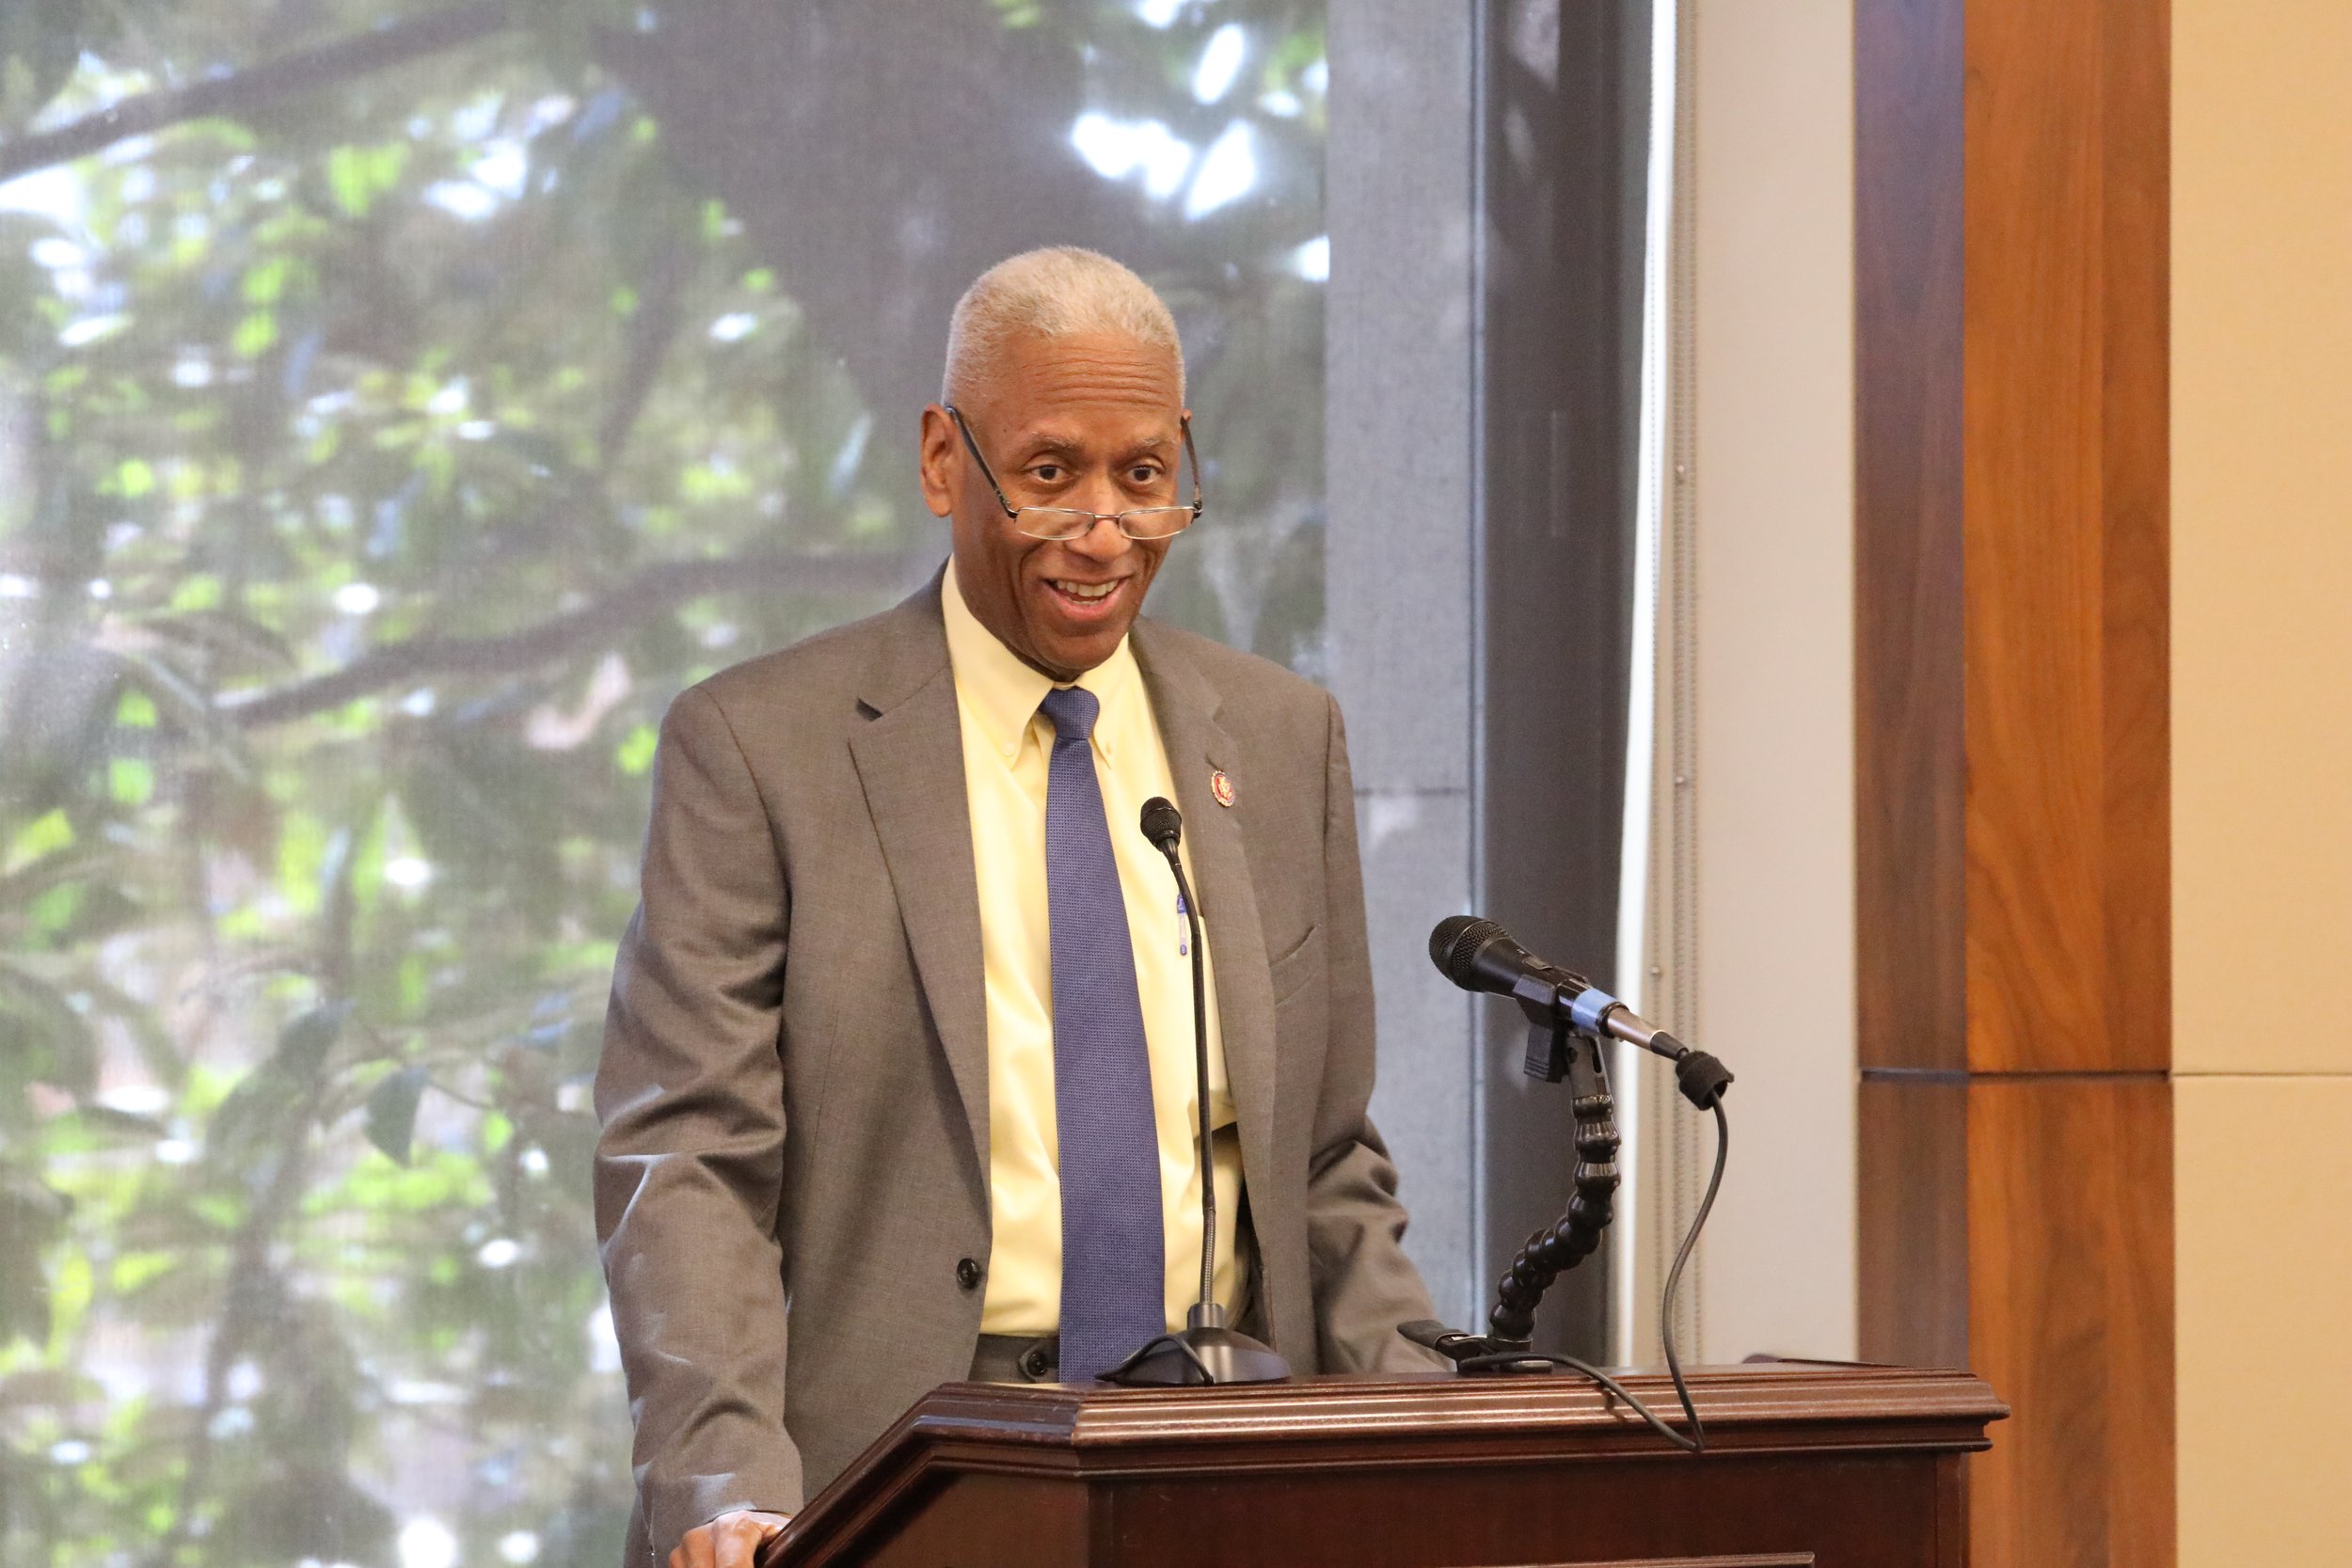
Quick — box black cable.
[1485,1093,1729,1453]
[1106,1332,1215,1385]
[1454,1348,1701,1451]
[1399,1054,1731,1453]
[1656,1098,1729,1449]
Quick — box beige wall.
[1686,0,1857,1362]
[2172,0,2352,1560]
[1677,7,2352,1546]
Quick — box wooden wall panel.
[1857,1077,1967,1370]
[1963,1079,2174,1568]
[1957,0,2169,1078]
[1853,0,1965,1076]
[2094,0,2172,1076]
[1854,0,2172,1560]
[1962,0,2111,1074]
[2107,1072,2177,1568]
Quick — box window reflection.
[0,3,1327,1562]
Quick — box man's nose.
[1064,512,1134,562]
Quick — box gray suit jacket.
[594,574,1438,1562]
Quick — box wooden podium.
[767,1361,2005,1566]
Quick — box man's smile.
[1041,576,1128,618]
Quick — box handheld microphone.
[1103,798,1289,1386]
[1428,914,1733,1109]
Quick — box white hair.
[942,246,1185,405]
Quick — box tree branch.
[0,2,519,184]
[216,548,933,728]
[599,230,696,467]
[145,1054,333,1568]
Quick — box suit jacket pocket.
[1266,922,1326,1007]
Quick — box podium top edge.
[910,1359,2009,1445]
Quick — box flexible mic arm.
[1486,1016,1621,1344]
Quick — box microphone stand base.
[1101,1325,1292,1386]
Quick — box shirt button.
[955,1258,983,1291]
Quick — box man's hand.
[669,1509,792,1568]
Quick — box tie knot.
[1038,684,1100,741]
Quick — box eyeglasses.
[945,402,1203,542]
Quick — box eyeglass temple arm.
[1179,417,1203,518]
[944,403,1023,519]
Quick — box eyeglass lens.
[1013,508,1194,541]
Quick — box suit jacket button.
[1019,1345,1052,1380]
[956,1258,983,1291]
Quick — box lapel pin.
[1210,769,1235,808]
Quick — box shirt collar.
[942,558,1138,764]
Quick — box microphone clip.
[1516,978,1732,1112]
[1511,967,1600,1085]
[1518,997,1584,1084]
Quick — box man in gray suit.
[596,248,1438,1568]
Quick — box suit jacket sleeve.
[594,684,803,1557]
[1305,691,1449,1371]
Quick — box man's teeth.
[1053,579,1118,602]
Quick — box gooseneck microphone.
[1140,797,1216,1313]
[1102,798,1290,1386]
[1404,913,1735,1454]
[1428,915,1732,1110]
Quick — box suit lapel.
[846,582,991,1176]
[1133,622,1279,1219]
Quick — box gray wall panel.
[1327,0,1478,797]
[1327,0,1483,1323]
[1359,787,1479,1326]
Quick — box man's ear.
[917,404,957,519]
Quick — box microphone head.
[1429,914,1511,988]
[1140,796,1184,852]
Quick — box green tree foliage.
[0,2,1327,1562]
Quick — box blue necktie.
[1038,685,1166,1379]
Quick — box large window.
[0,5,1327,1563]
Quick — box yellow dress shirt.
[941,562,1242,1335]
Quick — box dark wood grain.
[1853,0,1965,1075]
[1855,0,2171,1560]
[1855,0,2169,1073]
[1934,1451,1966,1568]
[771,1366,2006,1568]
[1857,1077,1967,1370]
[2095,0,2173,1079]
[2108,1069,2177,1568]
[1519,1558,1813,1568]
